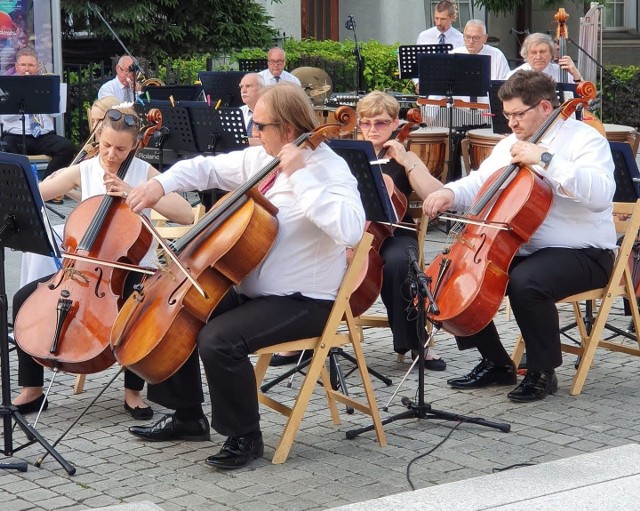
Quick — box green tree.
[61,1,280,61]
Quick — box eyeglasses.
[463,35,484,42]
[502,102,540,122]
[252,121,280,132]
[358,119,393,131]
[268,59,285,65]
[106,109,140,127]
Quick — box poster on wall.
[0,0,54,76]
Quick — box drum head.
[292,67,333,106]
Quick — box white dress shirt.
[445,117,616,255]
[416,26,464,48]
[154,143,365,300]
[507,62,575,83]
[98,77,136,102]
[257,69,301,86]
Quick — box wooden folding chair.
[511,200,640,395]
[253,232,386,464]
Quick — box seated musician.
[358,91,446,370]
[124,82,365,470]
[239,72,264,145]
[423,71,616,402]
[507,33,583,83]
[0,47,75,195]
[11,105,194,418]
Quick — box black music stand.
[488,81,512,135]
[260,140,394,399]
[0,75,60,157]
[397,44,452,80]
[238,59,267,72]
[197,71,246,108]
[419,53,490,182]
[187,104,248,154]
[0,152,75,475]
[346,258,510,440]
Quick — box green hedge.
[601,65,640,129]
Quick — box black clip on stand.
[0,152,75,474]
[419,53,490,183]
[347,248,510,439]
[345,15,365,94]
[261,140,396,405]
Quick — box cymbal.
[291,66,333,105]
[308,85,331,97]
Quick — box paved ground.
[3,181,640,510]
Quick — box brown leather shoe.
[447,359,517,389]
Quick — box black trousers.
[455,247,615,371]
[379,234,423,354]
[2,132,75,178]
[148,290,333,438]
[13,275,145,391]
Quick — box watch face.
[541,152,553,164]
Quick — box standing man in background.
[258,47,301,86]
[98,55,138,102]
[0,46,75,183]
[416,1,464,48]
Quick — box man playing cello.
[423,71,617,402]
[124,83,365,469]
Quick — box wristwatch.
[539,151,554,169]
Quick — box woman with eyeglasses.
[357,91,446,370]
[11,104,194,419]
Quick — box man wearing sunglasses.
[257,47,301,86]
[98,55,139,103]
[0,46,75,187]
[125,82,365,470]
[423,71,616,403]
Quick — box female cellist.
[422,71,616,403]
[270,92,446,369]
[12,104,193,418]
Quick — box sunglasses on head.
[106,109,139,127]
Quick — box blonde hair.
[92,96,120,115]
[357,91,400,120]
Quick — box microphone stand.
[345,15,365,94]
[346,252,510,440]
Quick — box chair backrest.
[150,203,205,239]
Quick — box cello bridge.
[65,268,90,284]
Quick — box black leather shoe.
[269,350,312,367]
[129,414,210,442]
[205,434,264,470]
[15,394,48,415]
[411,351,447,371]
[447,359,517,389]
[508,370,558,402]
[124,402,154,420]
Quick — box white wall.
[256,0,301,41]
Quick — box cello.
[14,110,162,374]
[424,92,596,337]
[110,107,358,384]
[349,108,421,317]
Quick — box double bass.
[424,93,596,337]
[110,108,358,384]
[14,110,162,374]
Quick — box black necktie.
[246,114,254,136]
[274,76,280,83]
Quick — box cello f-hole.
[93,267,106,298]
[474,233,487,264]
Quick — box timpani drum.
[603,124,639,155]
[464,128,505,172]
[407,127,449,182]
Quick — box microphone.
[406,246,439,315]
[345,15,355,31]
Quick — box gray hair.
[465,19,486,34]
[520,33,554,60]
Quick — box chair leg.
[74,374,86,394]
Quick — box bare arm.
[39,165,82,202]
